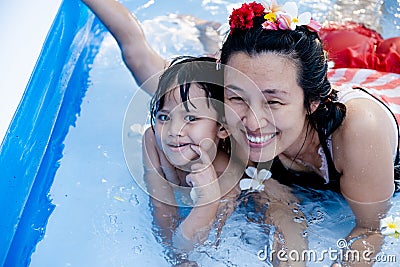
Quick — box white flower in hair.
[278,2,311,30]
[240,166,272,192]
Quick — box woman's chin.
[249,152,275,164]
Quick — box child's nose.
[167,120,184,137]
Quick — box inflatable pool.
[0,0,100,265]
[0,0,399,266]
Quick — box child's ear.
[217,125,229,139]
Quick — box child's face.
[154,84,226,168]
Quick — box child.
[142,56,243,252]
[81,0,244,254]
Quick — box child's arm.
[142,129,221,249]
[176,148,243,250]
[81,0,167,94]
[142,128,179,242]
[143,131,237,251]
[212,153,243,237]
[173,144,222,250]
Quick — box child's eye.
[157,114,170,121]
[184,115,197,122]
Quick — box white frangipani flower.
[240,166,272,192]
[280,2,311,30]
[380,215,400,237]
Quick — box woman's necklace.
[285,126,322,174]
[290,156,322,174]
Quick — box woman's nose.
[242,106,270,131]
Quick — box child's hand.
[186,139,221,205]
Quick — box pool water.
[9,0,400,266]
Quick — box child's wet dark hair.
[150,56,225,127]
[149,56,230,153]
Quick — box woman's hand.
[334,197,390,267]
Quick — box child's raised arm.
[82,0,167,95]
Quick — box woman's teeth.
[246,133,275,143]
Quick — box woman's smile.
[245,131,277,147]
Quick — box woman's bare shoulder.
[332,98,395,202]
[333,97,395,147]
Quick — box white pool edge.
[0,0,63,144]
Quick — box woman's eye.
[267,100,282,106]
[184,115,197,122]
[157,114,169,121]
[227,96,245,103]
[266,99,283,107]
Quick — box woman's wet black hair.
[220,16,347,148]
[150,56,225,127]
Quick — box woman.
[220,1,399,266]
[82,0,399,265]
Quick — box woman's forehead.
[225,52,297,76]
[224,53,300,92]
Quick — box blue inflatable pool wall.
[0,0,104,265]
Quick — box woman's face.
[224,52,309,163]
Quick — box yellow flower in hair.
[264,12,277,22]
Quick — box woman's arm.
[260,178,308,267]
[82,0,167,95]
[333,98,396,266]
[336,198,389,267]
[336,99,395,204]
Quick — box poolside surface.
[0,0,62,143]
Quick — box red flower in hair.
[229,2,265,32]
[248,2,265,16]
